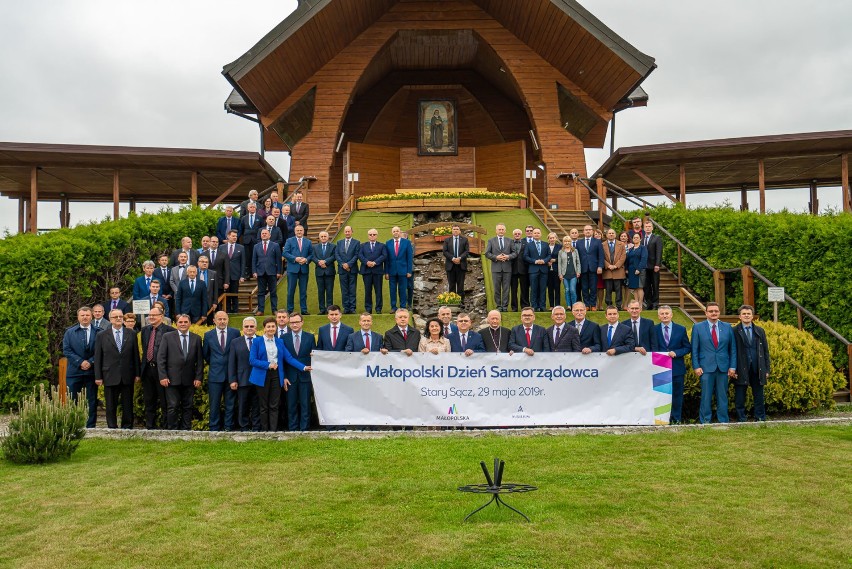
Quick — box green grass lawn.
[1,426,850,568]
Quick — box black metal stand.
[458,458,537,522]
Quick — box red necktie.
[331,325,337,348]
[146,327,157,361]
[525,327,532,347]
[711,324,719,348]
[402,329,407,341]
[228,244,233,258]
[365,333,370,350]
[298,238,302,251]
[263,241,268,254]
[395,240,399,255]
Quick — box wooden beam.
[207,175,249,209]
[631,168,678,203]
[758,159,766,213]
[17,198,24,233]
[191,171,198,206]
[29,167,38,234]
[678,164,686,205]
[842,153,850,213]
[112,170,120,221]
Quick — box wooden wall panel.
[400,147,475,188]
[347,142,400,197]
[474,141,525,194]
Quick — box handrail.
[528,192,570,237]
[647,221,717,274]
[248,274,286,313]
[575,177,627,224]
[591,177,657,211]
[321,195,355,239]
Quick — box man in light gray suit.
[169,251,190,298]
[484,223,517,312]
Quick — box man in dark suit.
[102,286,131,315]
[207,237,231,290]
[627,217,645,242]
[732,304,771,422]
[547,305,581,352]
[262,215,284,249]
[93,309,141,429]
[196,255,219,323]
[576,224,604,310]
[228,316,261,432]
[283,225,313,315]
[220,230,246,313]
[253,228,283,315]
[655,305,692,424]
[384,226,413,312]
[279,205,297,242]
[509,307,551,355]
[601,306,636,356]
[62,305,100,428]
[313,231,337,314]
[623,299,658,355]
[132,261,158,301]
[238,189,259,218]
[282,313,315,431]
[153,255,174,309]
[692,302,737,424]
[316,305,353,351]
[240,202,263,278]
[91,304,109,331]
[485,223,517,312]
[290,191,309,233]
[481,310,511,353]
[216,205,241,242]
[144,279,169,319]
[358,229,387,314]
[345,313,383,353]
[437,306,458,337]
[523,228,551,312]
[381,309,420,355]
[170,236,200,267]
[442,225,469,305]
[571,302,601,354]
[445,312,486,355]
[335,225,360,314]
[157,314,204,430]
[642,221,663,309]
[203,311,241,431]
[510,227,531,311]
[139,304,174,429]
[175,265,209,324]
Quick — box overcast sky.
[1,0,850,234]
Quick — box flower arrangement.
[357,191,525,203]
[431,226,453,236]
[436,291,462,305]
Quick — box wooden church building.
[222,0,655,213]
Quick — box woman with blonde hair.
[558,236,581,308]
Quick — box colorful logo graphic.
[448,404,458,415]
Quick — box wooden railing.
[528,192,570,237]
[321,195,355,239]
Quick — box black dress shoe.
[302,311,311,315]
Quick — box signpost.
[768,287,785,322]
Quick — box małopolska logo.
[437,403,469,421]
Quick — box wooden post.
[191,171,198,207]
[796,307,804,330]
[597,177,606,232]
[17,198,25,233]
[679,164,686,205]
[809,180,818,215]
[58,357,68,405]
[841,153,850,213]
[758,159,766,213]
[740,185,748,211]
[29,167,38,234]
[713,270,726,315]
[612,195,618,211]
[112,170,120,221]
[129,198,136,213]
[59,197,70,228]
[741,265,754,308]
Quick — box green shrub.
[2,385,87,464]
[682,321,844,418]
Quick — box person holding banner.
[655,305,691,424]
[418,318,451,354]
[571,302,601,354]
[344,313,383,353]
[692,302,737,424]
[382,309,420,355]
[445,313,485,355]
[601,306,636,355]
[509,307,551,355]
[481,310,510,353]
[547,305,581,352]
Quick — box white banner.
[311,351,674,427]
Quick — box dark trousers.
[68,377,98,428]
[446,266,465,298]
[287,271,308,313]
[604,278,622,307]
[510,273,529,311]
[644,269,660,308]
[388,274,407,310]
[243,243,255,277]
[208,381,236,431]
[407,275,414,309]
[735,376,766,421]
[141,364,167,429]
[287,380,313,432]
[227,279,241,312]
[104,383,134,429]
[529,271,547,311]
[339,270,357,312]
[362,273,383,313]
[256,273,278,313]
[546,270,561,308]
[237,385,261,431]
[581,271,598,307]
[316,274,335,312]
[670,374,685,423]
[165,384,195,430]
[256,370,281,431]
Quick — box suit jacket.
[733,323,771,386]
[216,215,241,242]
[446,330,486,353]
[316,322,354,351]
[480,326,511,353]
[523,240,551,275]
[153,266,174,297]
[485,236,517,273]
[602,241,627,280]
[574,319,601,352]
[383,326,421,351]
[62,324,100,380]
[283,236,313,274]
[101,298,131,315]
[203,326,241,383]
[140,323,175,367]
[261,224,284,248]
[240,214,264,246]
[218,243,244,282]
[654,322,691,377]
[644,233,663,267]
[291,201,309,230]
[253,240,283,276]
[345,329,383,352]
[508,324,551,352]
[384,238,413,276]
[92,319,109,331]
[93,327,141,386]
[174,279,209,322]
[576,237,605,274]
[198,268,219,308]
[228,334,257,387]
[168,265,190,297]
[622,317,658,351]
[335,238,360,275]
[358,241,387,275]
[170,248,199,267]
[511,239,528,275]
[206,249,230,285]
[239,199,258,219]
[442,235,470,271]
[691,320,737,373]
[313,241,337,277]
[143,294,170,318]
[546,324,582,352]
[546,243,562,274]
[278,214,296,241]
[157,330,204,386]
[600,323,636,354]
[281,330,314,384]
[132,275,158,300]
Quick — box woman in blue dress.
[625,233,648,309]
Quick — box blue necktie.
[607,325,613,346]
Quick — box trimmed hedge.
[0,207,221,409]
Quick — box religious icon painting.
[418,99,457,156]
